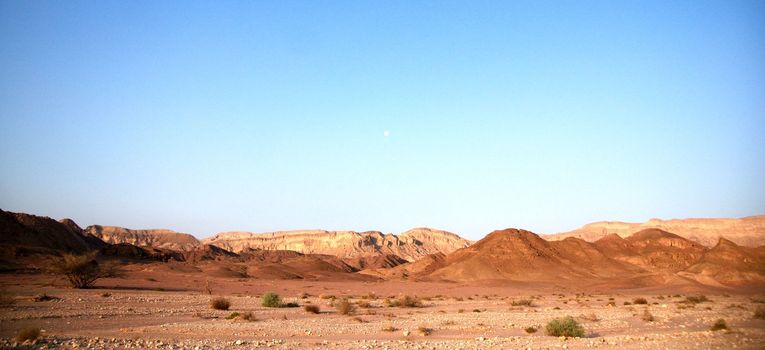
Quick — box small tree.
[49,252,117,289]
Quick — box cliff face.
[544,215,765,247]
[84,225,200,251]
[201,228,471,261]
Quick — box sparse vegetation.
[225,312,240,319]
[633,297,648,305]
[472,309,481,313]
[511,299,534,307]
[262,292,282,308]
[210,297,231,310]
[545,316,585,338]
[642,309,655,322]
[754,306,765,320]
[304,304,320,314]
[381,325,398,332]
[33,294,59,302]
[417,326,433,336]
[15,327,40,343]
[683,295,709,304]
[241,311,256,321]
[525,326,538,333]
[710,319,728,331]
[388,295,422,308]
[49,252,119,288]
[336,299,356,315]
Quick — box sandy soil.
[1,272,764,350]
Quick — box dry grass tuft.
[511,299,534,307]
[710,319,728,331]
[15,327,40,343]
[754,306,765,320]
[336,299,356,315]
[642,309,655,322]
[304,304,320,314]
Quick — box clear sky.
[1,1,764,240]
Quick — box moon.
[383,130,390,137]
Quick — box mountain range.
[1,208,763,289]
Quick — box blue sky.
[1,1,764,240]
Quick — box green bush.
[545,316,585,337]
[210,297,231,310]
[262,292,282,308]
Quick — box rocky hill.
[416,227,765,287]
[202,227,471,261]
[544,215,765,247]
[84,225,200,251]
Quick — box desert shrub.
[642,309,655,322]
[633,298,648,305]
[684,295,709,304]
[49,252,119,288]
[472,309,481,313]
[545,316,585,338]
[241,311,256,321]
[0,293,15,307]
[511,299,534,307]
[304,305,320,314]
[710,319,728,331]
[525,326,538,333]
[417,326,432,336]
[210,297,231,310]
[33,294,59,302]
[15,327,40,343]
[225,312,240,319]
[390,295,422,308]
[336,299,356,315]
[623,301,632,305]
[754,306,765,320]
[262,292,282,308]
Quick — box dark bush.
[210,297,231,310]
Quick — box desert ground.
[2,270,764,350]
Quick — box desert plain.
[1,210,765,349]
